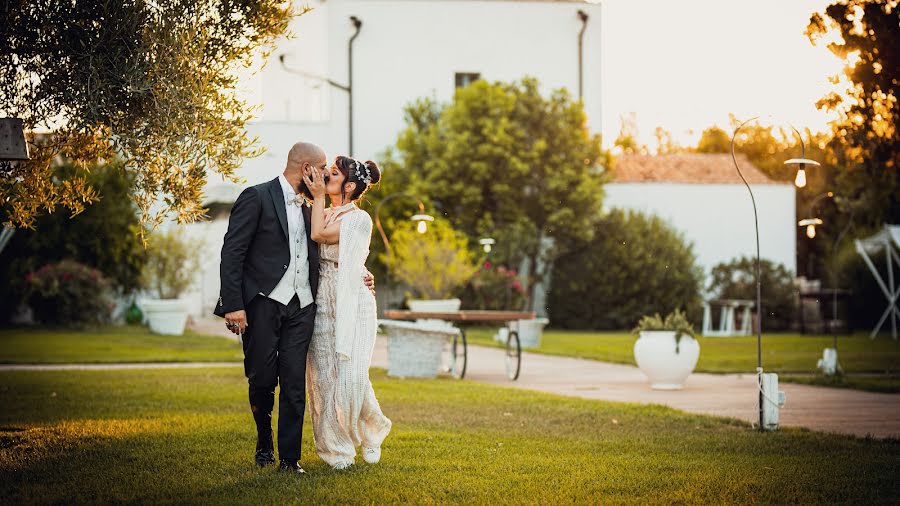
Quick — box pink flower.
[497,266,507,274]
[483,261,492,270]
[511,280,523,292]
[509,269,518,276]
[25,273,34,283]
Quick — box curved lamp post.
[732,117,821,431]
[784,125,821,188]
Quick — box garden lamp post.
[0,117,30,255]
[732,117,819,431]
[784,125,821,189]
[374,192,434,267]
[479,237,496,254]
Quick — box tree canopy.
[378,78,612,309]
[1,0,299,231]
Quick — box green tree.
[696,126,731,154]
[0,159,146,322]
[381,78,612,309]
[0,0,301,232]
[548,208,702,330]
[807,0,899,227]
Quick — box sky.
[599,0,846,148]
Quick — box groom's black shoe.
[278,460,307,475]
[255,449,275,468]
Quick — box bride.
[302,155,392,470]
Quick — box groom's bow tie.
[287,194,306,207]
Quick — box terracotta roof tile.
[612,153,781,185]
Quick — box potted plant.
[632,309,700,390]
[139,228,201,335]
[386,219,478,314]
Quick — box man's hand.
[363,271,375,295]
[225,310,248,335]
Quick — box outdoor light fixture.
[799,218,823,239]
[412,213,434,234]
[0,117,30,170]
[784,126,821,189]
[479,237,496,253]
[732,117,787,432]
[374,194,436,307]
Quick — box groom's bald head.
[286,142,326,171]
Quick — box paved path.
[370,336,900,439]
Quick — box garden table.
[382,310,536,380]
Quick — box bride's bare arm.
[304,166,341,244]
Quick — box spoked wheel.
[505,331,521,380]
[450,328,468,379]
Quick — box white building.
[188,0,605,317]
[604,153,797,286]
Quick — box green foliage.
[24,260,113,327]
[0,160,146,322]
[383,219,479,300]
[547,208,702,330]
[141,228,202,299]
[807,0,899,227]
[462,261,527,310]
[707,257,798,332]
[380,78,612,309]
[695,126,732,154]
[631,309,697,353]
[0,0,300,231]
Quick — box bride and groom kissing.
[214,141,391,475]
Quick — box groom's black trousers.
[242,294,316,463]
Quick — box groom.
[215,141,374,475]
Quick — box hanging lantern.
[0,118,30,166]
[411,213,434,234]
[798,218,823,239]
[479,237,496,253]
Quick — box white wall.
[240,0,603,164]
[603,182,797,285]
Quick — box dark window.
[455,72,481,88]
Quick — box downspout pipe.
[577,10,589,100]
[348,16,362,156]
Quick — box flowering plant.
[464,261,526,310]
[25,260,113,326]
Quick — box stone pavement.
[370,335,900,439]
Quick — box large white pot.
[633,331,700,390]
[515,317,550,348]
[141,298,190,336]
[380,320,459,378]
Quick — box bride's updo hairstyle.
[335,156,381,202]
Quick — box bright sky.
[599,0,846,148]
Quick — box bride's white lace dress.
[306,203,392,468]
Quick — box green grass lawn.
[0,326,243,364]
[464,327,900,392]
[1,367,897,504]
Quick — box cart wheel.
[451,328,468,379]
[505,331,521,380]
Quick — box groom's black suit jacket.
[214,177,320,317]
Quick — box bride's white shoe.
[363,447,381,464]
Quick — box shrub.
[383,218,479,300]
[547,208,702,329]
[462,261,527,310]
[25,260,113,326]
[141,228,202,299]
[707,257,797,332]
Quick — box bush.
[707,257,797,332]
[548,208,702,329]
[25,260,113,326]
[383,218,479,300]
[141,228,202,299]
[462,261,527,310]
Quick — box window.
[455,72,481,89]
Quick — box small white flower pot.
[514,317,550,348]
[407,298,462,313]
[633,331,700,390]
[140,298,190,336]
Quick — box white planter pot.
[633,331,700,390]
[141,298,190,336]
[514,317,550,348]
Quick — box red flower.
[511,280,523,292]
[483,261,492,270]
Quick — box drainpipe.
[348,16,362,156]
[577,10,589,101]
